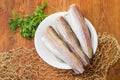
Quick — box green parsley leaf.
[8,2,48,39]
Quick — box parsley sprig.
[8,2,48,39]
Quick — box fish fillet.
[41,26,84,74]
[56,16,90,66]
[68,4,93,59]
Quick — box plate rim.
[34,12,98,69]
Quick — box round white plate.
[34,12,98,69]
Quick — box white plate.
[34,12,98,69]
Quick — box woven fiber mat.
[0,33,120,80]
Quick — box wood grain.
[0,0,120,79]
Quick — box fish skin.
[42,26,85,74]
[68,4,93,59]
[56,16,90,66]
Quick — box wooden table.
[0,0,120,79]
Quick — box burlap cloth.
[0,33,120,80]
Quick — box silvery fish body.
[67,4,93,59]
[42,26,85,74]
[56,16,90,66]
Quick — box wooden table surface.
[0,0,120,79]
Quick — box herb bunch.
[8,2,48,39]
